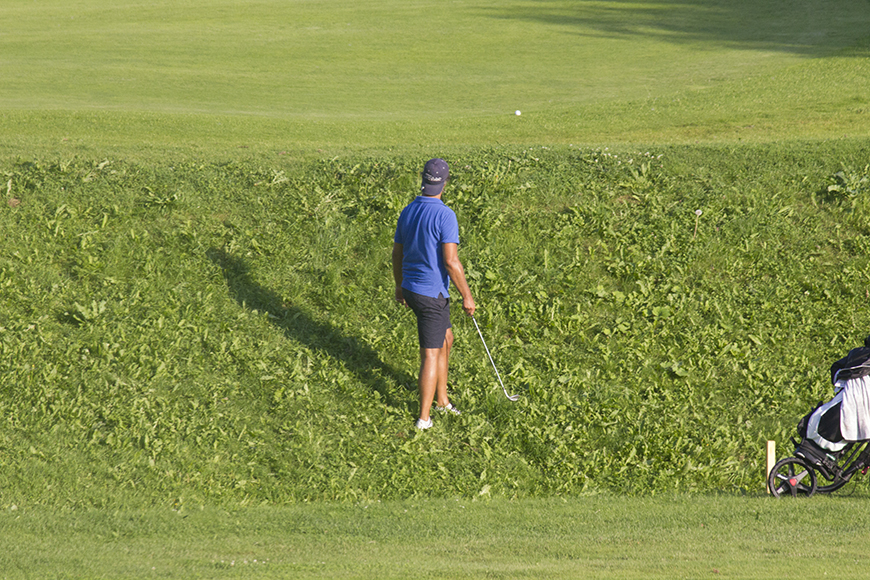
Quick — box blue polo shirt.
[394,196,460,299]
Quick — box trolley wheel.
[768,457,817,498]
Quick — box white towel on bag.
[840,375,870,441]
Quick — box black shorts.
[404,290,451,349]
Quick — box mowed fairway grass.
[4,495,870,579]
[3,1,870,579]
[1,0,869,155]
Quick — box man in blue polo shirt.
[392,158,476,430]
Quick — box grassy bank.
[2,141,870,506]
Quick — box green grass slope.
[2,142,870,506]
[1,0,869,156]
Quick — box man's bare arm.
[442,242,476,316]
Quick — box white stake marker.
[766,440,776,494]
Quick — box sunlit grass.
[3,495,870,579]
[2,3,869,577]
[1,0,869,158]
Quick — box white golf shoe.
[434,403,461,416]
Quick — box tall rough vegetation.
[2,143,869,507]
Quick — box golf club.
[471,315,520,401]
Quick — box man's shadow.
[207,248,415,409]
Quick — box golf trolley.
[768,436,870,498]
[769,336,870,497]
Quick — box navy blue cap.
[420,158,449,196]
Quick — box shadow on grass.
[481,0,870,56]
[207,247,415,410]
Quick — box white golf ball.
[515,110,521,116]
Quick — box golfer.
[392,158,476,430]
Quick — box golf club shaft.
[471,315,518,401]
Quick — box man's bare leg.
[418,329,454,421]
[418,347,440,422]
[435,328,453,408]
